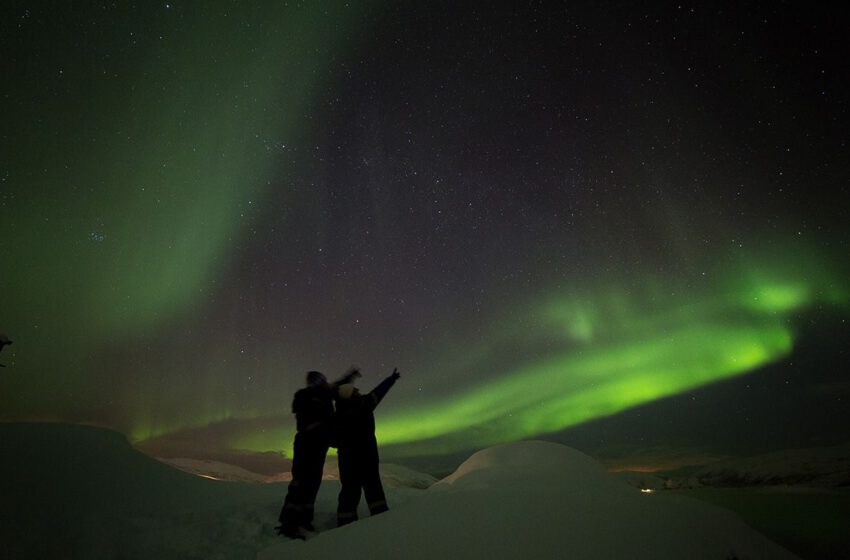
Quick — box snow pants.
[336,441,388,526]
[278,431,329,532]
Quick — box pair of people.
[276,367,400,538]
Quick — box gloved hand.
[390,367,401,381]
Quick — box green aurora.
[3,2,848,463]
[228,247,847,457]
[2,2,374,418]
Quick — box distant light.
[640,488,654,494]
[198,473,220,481]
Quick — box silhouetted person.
[334,368,401,526]
[0,334,12,367]
[277,369,359,539]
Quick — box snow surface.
[259,441,799,560]
[2,423,799,560]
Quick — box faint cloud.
[595,445,729,473]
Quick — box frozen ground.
[1,423,800,559]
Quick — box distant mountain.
[614,443,850,489]
[157,457,280,483]
[159,455,438,488]
[689,443,850,488]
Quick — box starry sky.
[2,1,848,473]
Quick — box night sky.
[2,1,848,473]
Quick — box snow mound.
[437,440,611,487]
[258,440,799,560]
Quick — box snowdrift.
[258,441,798,560]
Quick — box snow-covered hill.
[259,441,798,560]
[1,423,799,559]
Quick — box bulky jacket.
[335,375,397,446]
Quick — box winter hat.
[337,384,355,399]
[306,371,327,387]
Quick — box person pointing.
[334,367,401,526]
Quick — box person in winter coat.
[277,368,359,539]
[334,367,401,526]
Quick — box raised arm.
[368,368,401,408]
[334,367,363,387]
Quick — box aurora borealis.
[2,2,848,470]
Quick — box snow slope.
[2,423,798,560]
[0,423,286,559]
[258,441,799,560]
[0,422,430,559]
